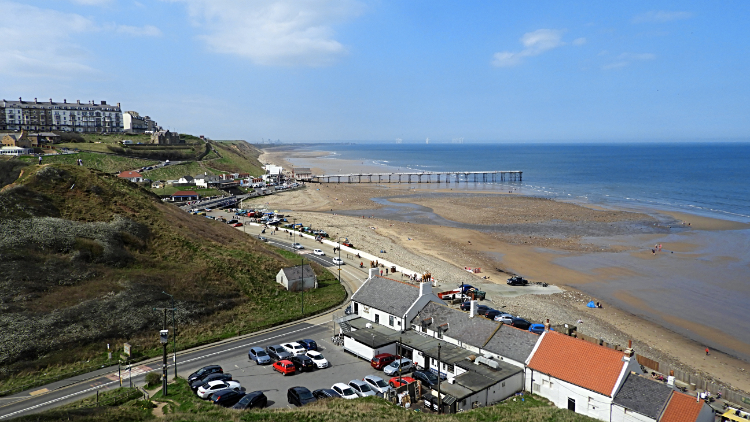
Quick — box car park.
[313,249,325,256]
[282,342,308,356]
[272,360,296,376]
[312,389,341,399]
[190,373,232,392]
[232,391,267,410]
[197,380,242,399]
[248,347,272,365]
[297,339,318,351]
[383,358,414,376]
[348,379,376,397]
[292,243,304,249]
[305,351,329,368]
[411,370,439,387]
[332,257,344,265]
[388,376,416,388]
[266,345,293,361]
[287,386,317,407]
[210,389,245,407]
[363,375,391,395]
[331,383,359,400]
[371,353,398,370]
[188,365,223,384]
[289,355,315,372]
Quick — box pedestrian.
[705,347,710,356]
[38,156,42,165]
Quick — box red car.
[389,377,416,388]
[232,223,243,227]
[273,360,295,376]
[371,353,398,370]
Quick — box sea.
[294,142,750,223]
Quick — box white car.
[495,315,514,324]
[331,382,359,400]
[306,351,329,369]
[363,375,391,394]
[196,380,242,399]
[313,249,325,256]
[281,342,307,356]
[332,257,344,265]
[292,243,304,250]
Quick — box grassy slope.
[141,161,219,180]
[18,152,158,173]
[207,141,265,176]
[0,163,345,392]
[16,377,597,422]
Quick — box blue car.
[297,339,318,351]
[528,324,554,335]
[248,347,272,365]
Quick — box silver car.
[363,375,391,395]
[348,379,376,397]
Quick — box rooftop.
[482,324,540,363]
[660,391,705,422]
[351,276,419,317]
[527,331,627,397]
[613,372,674,419]
[411,301,500,349]
[172,191,198,197]
[280,265,315,281]
[118,171,142,178]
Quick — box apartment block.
[1,97,123,133]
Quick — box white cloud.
[493,29,585,67]
[602,52,655,69]
[632,11,693,23]
[166,0,365,67]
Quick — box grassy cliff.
[0,162,345,392]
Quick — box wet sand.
[259,146,750,393]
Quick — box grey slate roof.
[410,302,500,349]
[280,265,315,281]
[482,325,540,363]
[351,276,419,317]
[613,372,674,420]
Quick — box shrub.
[145,372,161,387]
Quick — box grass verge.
[18,152,158,173]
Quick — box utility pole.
[300,257,304,314]
[437,343,442,414]
[398,336,402,386]
[162,291,177,379]
[154,305,175,395]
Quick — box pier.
[311,170,522,184]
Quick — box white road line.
[0,380,119,419]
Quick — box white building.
[276,265,317,291]
[117,170,143,183]
[123,111,147,133]
[0,146,33,156]
[611,372,714,422]
[1,98,122,133]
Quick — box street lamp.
[159,329,169,396]
[162,291,177,379]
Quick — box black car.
[266,345,293,361]
[227,219,239,225]
[289,355,315,372]
[297,339,318,351]
[412,370,440,387]
[190,373,233,392]
[288,386,317,407]
[232,391,267,410]
[510,317,532,330]
[459,302,490,314]
[211,389,246,407]
[188,365,223,384]
[312,389,341,399]
[484,309,508,320]
[507,276,529,286]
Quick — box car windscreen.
[424,373,438,383]
[342,388,355,396]
[310,355,322,360]
[298,390,314,400]
[374,379,387,387]
[256,351,267,356]
[359,384,372,392]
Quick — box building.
[659,390,714,422]
[1,131,37,148]
[151,130,182,145]
[1,98,122,133]
[123,111,147,133]
[292,167,313,181]
[144,116,159,132]
[0,146,33,156]
[276,265,317,291]
[171,191,199,202]
[118,170,144,183]
[524,331,641,421]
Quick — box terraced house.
[1,98,123,133]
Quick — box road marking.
[104,365,152,381]
[0,380,120,419]
[28,389,47,397]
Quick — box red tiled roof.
[659,391,703,422]
[527,331,626,397]
[118,171,142,178]
[171,191,198,196]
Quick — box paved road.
[0,219,368,419]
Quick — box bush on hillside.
[145,372,161,387]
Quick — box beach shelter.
[586,301,597,308]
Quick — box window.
[389,315,394,326]
[567,398,575,411]
[375,314,379,324]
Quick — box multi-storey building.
[123,111,147,133]
[0,97,123,133]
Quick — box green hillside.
[18,151,157,173]
[0,162,345,393]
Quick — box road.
[0,213,370,419]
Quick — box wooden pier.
[311,170,522,184]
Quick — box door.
[354,303,359,314]
[567,398,575,411]
[375,314,380,324]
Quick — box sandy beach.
[258,146,750,394]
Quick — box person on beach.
[705,347,710,356]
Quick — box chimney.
[63,99,67,104]
[49,98,53,103]
[369,268,379,279]
[419,281,432,297]
[101,100,106,105]
[117,102,120,108]
[19,97,22,102]
[34,98,38,103]
[469,300,478,318]
[77,100,81,104]
[624,339,634,358]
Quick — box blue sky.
[2,0,749,142]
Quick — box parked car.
[348,379,376,397]
[495,315,515,325]
[258,236,268,242]
[272,360,296,376]
[227,220,239,225]
[371,353,398,370]
[507,275,529,286]
[188,365,223,384]
[297,339,318,351]
[290,355,315,372]
[332,257,344,265]
[383,358,414,376]
[232,391,267,410]
[389,376,416,388]
[411,370,439,387]
[306,350,329,369]
[197,380,242,399]
[313,249,325,256]
[484,309,509,320]
[510,317,532,330]
[210,389,245,407]
[459,303,490,314]
[282,342,308,356]
[248,347,272,365]
[363,375,391,395]
[232,222,243,227]
[288,386,317,407]
[529,324,547,335]
[266,345,293,361]
[331,383,359,400]
[312,389,341,399]
[292,243,304,249]
[190,373,232,392]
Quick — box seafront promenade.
[312,170,522,183]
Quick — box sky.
[1,0,749,142]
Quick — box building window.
[437,330,443,339]
[389,315,394,326]
[375,314,379,324]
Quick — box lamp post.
[300,257,305,315]
[437,343,442,414]
[162,291,177,379]
[337,237,344,284]
[159,328,168,396]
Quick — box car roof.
[291,386,311,392]
[373,353,394,358]
[250,346,265,352]
[365,375,384,381]
[277,359,293,364]
[244,391,265,399]
[206,380,227,387]
[332,382,350,389]
[307,350,321,355]
[349,379,367,386]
